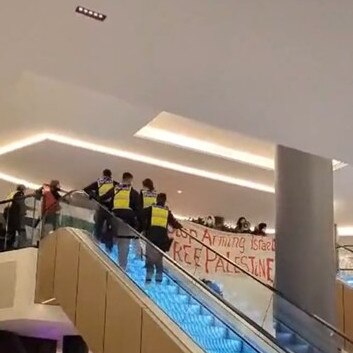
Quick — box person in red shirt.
[39,180,62,236]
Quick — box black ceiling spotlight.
[75,6,107,21]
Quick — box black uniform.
[83,177,118,241]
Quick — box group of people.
[191,215,268,236]
[0,180,63,250]
[1,169,257,288]
[83,169,182,282]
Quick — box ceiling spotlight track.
[75,6,107,21]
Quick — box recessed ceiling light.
[177,190,183,194]
[75,6,107,22]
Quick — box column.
[275,145,336,350]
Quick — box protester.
[143,193,182,283]
[39,180,62,237]
[3,185,28,249]
[234,217,251,234]
[0,222,6,251]
[83,169,118,241]
[252,223,267,236]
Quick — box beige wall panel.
[336,280,344,332]
[76,245,107,353]
[104,273,142,353]
[54,228,80,322]
[0,261,16,309]
[141,309,190,353]
[344,283,353,341]
[35,233,57,304]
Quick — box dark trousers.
[146,243,163,282]
[41,213,59,239]
[111,209,137,270]
[94,207,111,242]
[7,227,27,249]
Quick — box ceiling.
[1,1,353,229]
[0,140,276,227]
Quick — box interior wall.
[0,248,75,340]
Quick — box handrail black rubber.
[0,193,37,206]
[180,227,352,344]
[69,193,289,353]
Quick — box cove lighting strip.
[136,126,347,172]
[136,126,275,170]
[0,171,41,190]
[0,133,275,193]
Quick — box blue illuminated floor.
[98,242,260,353]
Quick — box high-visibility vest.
[151,206,168,228]
[142,189,157,208]
[97,178,114,197]
[113,186,131,210]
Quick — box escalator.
[37,191,351,353]
[338,245,353,286]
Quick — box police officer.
[143,193,182,283]
[83,169,118,241]
[140,178,157,209]
[110,172,141,269]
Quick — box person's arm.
[142,207,152,231]
[52,189,62,200]
[130,189,142,213]
[100,187,115,203]
[130,189,143,231]
[139,190,144,209]
[35,187,44,200]
[168,211,182,229]
[83,181,98,196]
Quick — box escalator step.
[287,344,311,353]
[194,337,242,351]
[277,332,295,344]
[181,323,227,339]
[97,240,258,353]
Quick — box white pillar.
[275,145,336,351]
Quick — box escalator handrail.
[60,191,353,346]
[337,244,353,255]
[0,193,37,206]
[67,195,289,353]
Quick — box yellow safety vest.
[142,189,157,208]
[113,186,131,210]
[151,206,168,228]
[98,179,114,197]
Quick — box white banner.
[169,221,275,284]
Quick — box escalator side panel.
[54,229,80,322]
[39,228,202,353]
[104,273,142,353]
[76,244,107,353]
